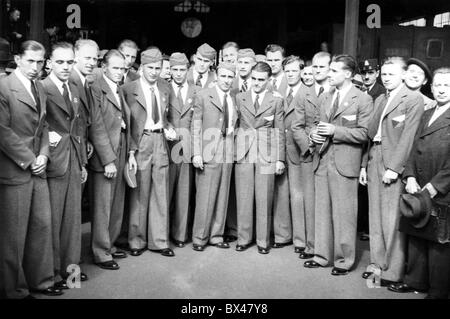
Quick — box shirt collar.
[49,72,69,92]
[215,85,230,99]
[103,74,119,94]
[140,77,158,91]
[252,89,267,103]
[334,81,353,99]
[14,68,32,88]
[74,66,86,86]
[171,80,187,91]
[387,83,404,98]
[287,81,302,96]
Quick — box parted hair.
[118,39,139,52]
[282,55,305,70]
[74,39,99,53]
[50,42,74,57]
[102,49,125,65]
[252,61,272,78]
[433,67,450,79]
[17,40,45,56]
[265,44,285,57]
[312,51,331,63]
[382,56,407,70]
[332,54,357,76]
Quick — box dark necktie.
[150,86,160,124]
[30,80,41,114]
[272,78,277,91]
[222,93,229,136]
[318,86,324,97]
[195,73,203,87]
[63,83,74,118]
[328,91,340,121]
[177,84,184,107]
[241,80,248,93]
[254,94,260,113]
[286,88,294,106]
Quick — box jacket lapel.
[241,91,256,116]
[10,73,38,112]
[169,85,182,114]
[100,77,121,111]
[181,85,196,116]
[210,88,223,112]
[69,71,88,109]
[134,81,147,111]
[44,77,71,115]
[421,105,450,137]
[256,92,273,117]
[332,85,358,120]
[383,85,408,118]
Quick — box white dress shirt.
[373,84,404,142]
[315,81,331,96]
[14,69,36,104]
[239,76,252,92]
[50,72,73,100]
[428,102,450,126]
[271,72,284,91]
[251,89,267,111]
[286,81,302,99]
[330,82,353,108]
[215,86,234,131]
[193,69,208,88]
[171,81,188,105]
[74,66,86,86]
[140,78,163,130]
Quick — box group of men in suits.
[0,36,448,299]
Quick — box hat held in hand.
[124,165,137,188]
[399,188,433,229]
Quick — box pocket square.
[392,114,406,123]
[342,114,356,121]
[49,131,62,146]
[264,115,274,121]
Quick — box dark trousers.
[357,184,369,234]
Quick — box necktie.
[195,73,203,87]
[241,80,248,92]
[286,88,294,106]
[272,78,277,91]
[62,83,74,118]
[150,86,160,124]
[30,80,41,114]
[177,84,184,107]
[222,93,229,136]
[328,91,340,121]
[254,94,260,113]
[318,86,324,97]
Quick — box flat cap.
[359,59,379,72]
[407,58,432,82]
[169,52,189,66]
[217,62,236,74]
[196,43,216,61]
[141,48,163,65]
[237,48,256,60]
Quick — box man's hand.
[87,142,94,159]
[164,127,177,141]
[405,177,421,194]
[423,183,438,198]
[310,128,326,144]
[104,162,117,179]
[275,161,285,175]
[382,169,398,185]
[128,153,137,172]
[31,155,48,176]
[359,168,368,186]
[81,166,88,184]
[193,155,204,170]
[317,122,335,136]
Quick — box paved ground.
[40,223,423,299]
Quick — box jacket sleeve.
[292,95,314,157]
[191,92,204,159]
[274,97,286,162]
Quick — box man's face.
[75,45,98,76]
[251,70,270,94]
[312,56,331,82]
[432,73,450,106]
[328,61,349,87]
[405,64,427,90]
[284,61,302,86]
[266,51,283,76]
[361,69,379,87]
[11,10,20,21]
[50,47,75,82]
[216,68,235,92]
[222,47,238,65]
[301,66,314,87]
[381,63,405,91]
[194,53,212,74]
[120,46,137,70]
[15,49,45,81]
[237,57,255,79]
[141,61,162,85]
[170,64,188,85]
[103,55,126,83]
[160,60,171,80]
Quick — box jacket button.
[66,117,70,121]
[285,129,288,133]
[20,162,24,166]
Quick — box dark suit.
[187,68,216,89]
[401,105,450,298]
[0,72,55,298]
[235,90,285,249]
[368,82,385,101]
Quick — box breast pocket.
[391,114,406,129]
[342,114,357,128]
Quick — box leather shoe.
[294,246,305,253]
[151,248,175,257]
[54,280,69,290]
[331,267,349,276]
[112,251,127,259]
[388,282,424,293]
[304,260,322,268]
[380,279,397,287]
[235,244,250,252]
[192,244,205,251]
[130,248,145,256]
[80,272,88,282]
[360,233,370,241]
[257,246,269,254]
[172,239,185,248]
[299,252,314,259]
[35,286,64,296]
[224,235,237,243]
[272,241,292,248]
[23,295,36,299]
[362,271,373,279]
[96,260,120,270]
[212,241,230,249]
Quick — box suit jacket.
[268,73,288,95]
[291,85,321,164]
[0,72,49,185]
[313,85,373,178]
[122,78,171,153]
[191,87,238,163]
[124,69,140,84]
[88,75,131,172]
[368,82,385,101]
[187,68,216,89]
[367,85,424,174]
[404,105,450,203]
[41,77,85,177]
[235,90,285,164]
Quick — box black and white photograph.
[0,0,450,308]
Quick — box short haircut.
[74,39,99,53]
[305,60,312,66]
[17,40,45,56]
[50,42,74,57]
[252,61,272,78]
[162,54,170,61]
[332,54,357,76]
[9,7,20,15]
[282,55,305,70]
[102,49,125,65]
[382,56,407,70]
[312,51,331,63]
[265,44,285,57]
[222,41,239,50]
[433,67,450,81]
[118,39,139,52]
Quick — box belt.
[143,128,163,134]
[373,140,382,145]
[121,128,126,133]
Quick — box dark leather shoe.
[192,244,205,251]
[23,295,36,299]
[158,248,175,257]
[331,267,349,276]
[212,241,230,249]
[96,260,120,270]
[54,280,69,290]
[299,252,314,259]
[304,260,322,268]
[380,279,397,287]
[388,283,424,293]
[130,248,145,256]
[294,246,305,253]
[235,244,250,252]
[359,233,370,241]
[272,241,292,248]
[36,286,64,296]
[362,271,373,279]
[224,235,238,243]
[80,272,88,282]
[172,240,185,248]
[112,251,128,259]
[257,246,269,254]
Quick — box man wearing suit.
[304,55,373,275]
[118,39,140,84]
[388,67,450,299]
[272,56,306,249]
[265,44,287,95]
[235,62,286,254]
[123,48,177,257]
[361,57,424,285]
[312,52,331,97]
[231,48,256,96]
[187,43,216,89]
[167,52,197,247]
[191,62,238,251]
[0,40,63,299]
[41,42,87,288]
[221,41,239,66]
[89,50,131,270]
